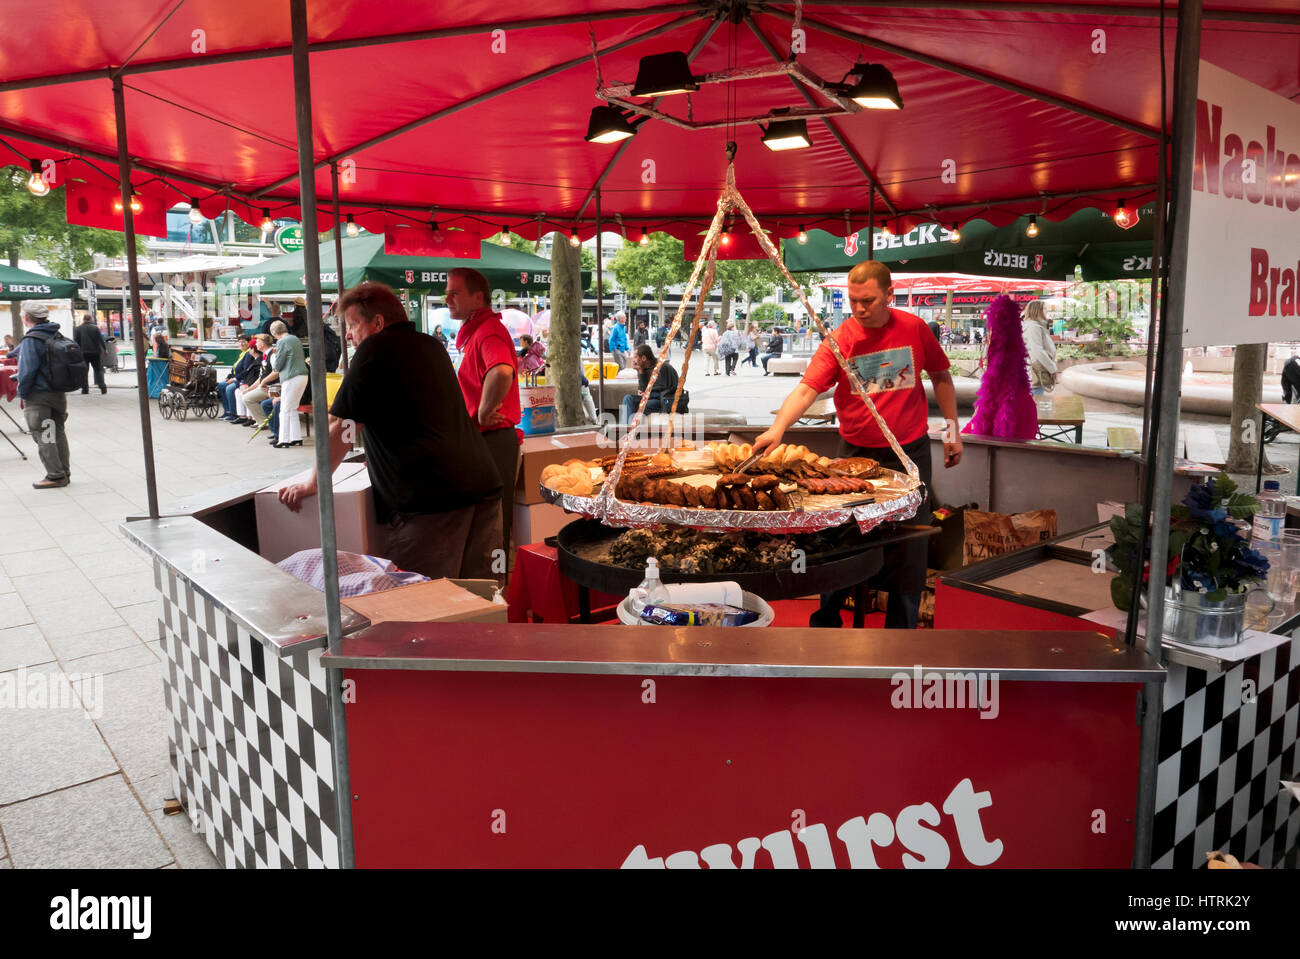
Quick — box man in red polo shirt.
[755,260,962,629]
[448,268,521,561]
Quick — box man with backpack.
[17,303,86,488]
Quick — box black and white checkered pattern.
[1152,642,1300,869]
[155,557,340,868]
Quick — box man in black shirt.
[620,344,681,423]
[278,282,503,579]
[75,314,108,395]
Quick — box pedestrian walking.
[702,319,720,375]
[17,303,84,488]
[75,313,108,394]
[718,321,741,376]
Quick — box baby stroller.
[158,349,221,420]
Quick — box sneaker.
[33,477,69,489]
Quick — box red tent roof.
[1,2,1296,240]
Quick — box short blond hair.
[847,260,892,289]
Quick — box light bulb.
[260,208,274,232]
[639,229,649,246]
[880,221,893,238]
[950,222,961,243]
[721,228,732,247]
[189,200,204,225]
[569,230,581,247]
[797,225,807,244]
[1026,215,1039,238]
[25,160,48,197]
[345,215,359,237]
[1113,199,1130,228]
[131,195,143,214]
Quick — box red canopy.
[0,1,1296,240]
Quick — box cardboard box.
[516,430,605,505]
[513,500,573,546]
[254,462,387,563]
[341,578,505,625]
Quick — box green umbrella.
[783,207,1155,281]
[216,234,587,295]
[0,263,79,300]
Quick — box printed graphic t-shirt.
[801,309,949,448]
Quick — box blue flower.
[1235,547,1271,578]
[1184,482,1214,511]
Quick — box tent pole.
[596,189,605,424]
[112,76,160,519]
[1133,0,1203,871]
[867,190,875,262]
[290,0,353,870]
[330,161,348,372]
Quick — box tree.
[548,233,585,428]
[0,165,129,341]
[608,233,690,327]
[1224,343,1271,474]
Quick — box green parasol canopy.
[215,234,587,295]
[783,207,1156,281]
[0,263,80,300]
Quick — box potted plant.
[1108,474,1271,647]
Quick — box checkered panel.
[1152,642,1300,869]
[154,557,340,869]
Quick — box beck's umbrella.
[784,207,1156,282]
[215,234,587,295]
[0,263,79,300]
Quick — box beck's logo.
[405,270,414,283]
[844,232,860,256]
[520,272,529,284]
[1034,255,1044,272]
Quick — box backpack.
[29,330,88,393]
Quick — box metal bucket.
[1161,588,1255,648]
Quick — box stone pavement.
[0,369,314,869]
[0,359,1292,869]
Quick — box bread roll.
[769,444,787,464]
[650,452,674,468]
[783,444,807,465]
[541,464,568,482]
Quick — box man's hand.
[479,408,512,430]
[278,479,317,512]
[753,428,784,457]
[943,434,963,468]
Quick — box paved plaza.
[0,358,1293,868]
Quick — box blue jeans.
[220,381,239,416]
[621,392,665,423]
[261,397,278,437]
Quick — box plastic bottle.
[629,558,670,615]
[1253,480,1286,544]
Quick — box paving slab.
[92,570,159,609]
[0,663,118,804]
[39,624,140,662]
[134,772,220,870]
[0,593,32,629]
[0,624,56,673]
[0,774,172,869]
[64,643,157,677]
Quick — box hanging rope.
[589,26,603,89]
[597,153,919,520]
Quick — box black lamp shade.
[631,51,698,97]
[585,106,636,143]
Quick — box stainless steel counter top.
[322,621,1164,682]
[122,516,370,655]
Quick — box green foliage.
[747,302,786,326]
[1062,313,1139,354]
[0,165,129,279]
[608,232,690,307]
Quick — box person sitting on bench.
[760,329,784,374]
[620,344,685,423]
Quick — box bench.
[766,356,808,375]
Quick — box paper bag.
[962,508,1058,565]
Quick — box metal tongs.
[732,448,763,475]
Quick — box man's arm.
[478,363,515,429]
[278,414,354,511]
[929,368,963,468]
[753,383,819,455]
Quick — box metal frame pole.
[112,76,160,518]
[330,161,348,372]
[1132,0,1203,870]
[290,0,353,869]
[596,188,605,423]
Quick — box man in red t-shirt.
[755,260,962,629]
[449,268,521,562]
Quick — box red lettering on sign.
[1249,248,1269,316]
[1265,126,1286,208]
[1194,100,1221,195]
[1281,268,1297,317]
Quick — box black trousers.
[724,353,737,375]
[482,427,520,566]
[810,434,933,630]
[81,352,106,392]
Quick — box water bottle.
[628,558,670,615]
[1253,480,1286,544]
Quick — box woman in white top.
[1021,300,1057,396]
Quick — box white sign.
[1184,61,1300,347]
